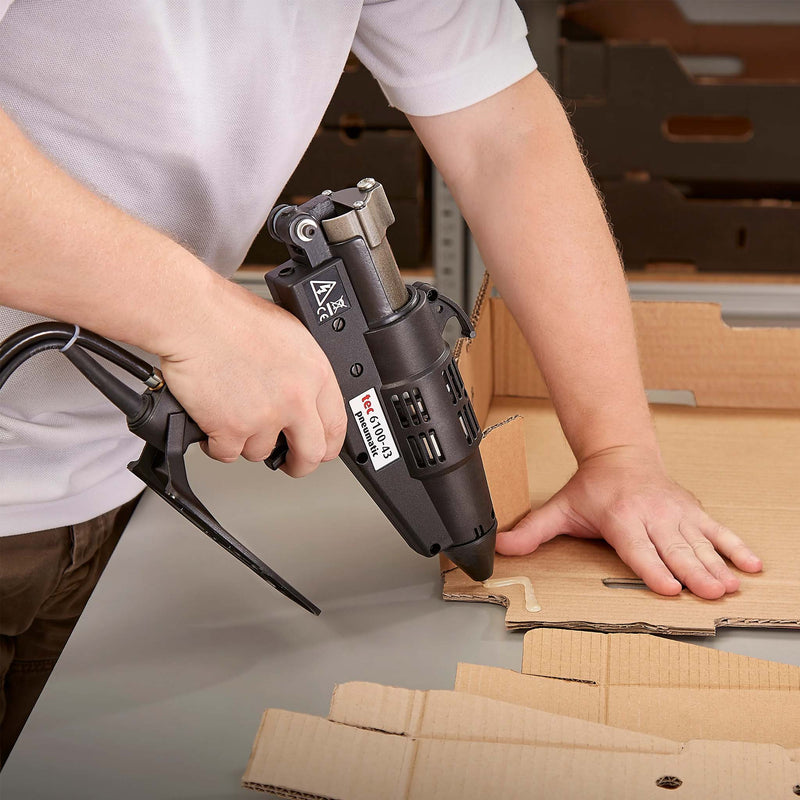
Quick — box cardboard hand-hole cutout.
[602,578,652,591]
[656,775,683,790]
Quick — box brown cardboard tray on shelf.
[561,0,800,275]
[563,0,800,82]
[562,39,800,188]
[441,277,800,635]
[562,0,800,82]
[601,178,800,274]
[282,129,425,203]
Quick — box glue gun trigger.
[264,431,289,471]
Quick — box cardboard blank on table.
[456,628,800,749]
[242,631,800,799]
[443,283,800,635]
[242,710,800,800]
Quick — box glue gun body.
[266,181,497,581]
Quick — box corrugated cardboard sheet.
[457,629,800,747]
[443,289,800,634]
[242,630,800,798]
[241,284,800,799]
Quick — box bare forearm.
[411,72,657,462]
[412,72,763,597]
[0,108,220,357]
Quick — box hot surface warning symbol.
[310,279,337,307]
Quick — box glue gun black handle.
[131,385,288,470]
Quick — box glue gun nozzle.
[444,524,497,582]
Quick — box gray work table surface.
[3,447,799,799]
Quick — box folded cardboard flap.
[487,297,800,410]
[477,415,530,532]
[243,707,800,800]
[454,629,800,748]
[524,628,800,689]
[458,274,800,415]
[328,681,678,753]
[452,668,800,746]
[243,708,409,800]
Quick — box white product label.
[348,388,400,471]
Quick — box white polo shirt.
[0,0,536,535]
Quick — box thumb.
[495,494,584,556]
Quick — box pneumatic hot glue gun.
[0,179,497,613]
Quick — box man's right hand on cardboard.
[159,278,347,477]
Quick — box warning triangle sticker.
[310,279,337,307]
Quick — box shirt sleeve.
[352,0,537,117]
[0,1,14,23]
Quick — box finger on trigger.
[316,375,347,462]
[281,411,327,478]
[205,434,244,463]
[241,428,284,463]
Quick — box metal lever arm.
[127,408,319,615]
[126,385,320,614]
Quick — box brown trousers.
[0,493,141,766]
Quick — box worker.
[0,0,762,764]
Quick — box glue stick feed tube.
[266,181,497,580]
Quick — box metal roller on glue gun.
[0,178,497,613]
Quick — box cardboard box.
[242,632,800,798]
[560,1,800,275]
[564,0,800,82]
[322,54,410,130]
[601,178,800,274]
[442,279,800,634]
[562,41,800,189]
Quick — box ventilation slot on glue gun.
[391,388,429,428]
[408,429,445,468]
[443,361,464,404]
[458,404,481,445]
